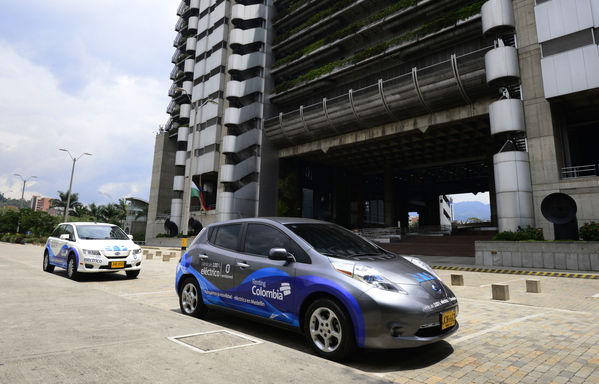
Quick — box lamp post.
[173,87,217,235]
[60,149,92,222]
[13,174,37,209]
[13,174,36,233]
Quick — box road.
[1,243,599,383]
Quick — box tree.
[71,204,90,218]
[99,204,122,225]
[88,203,101,221]
[51,190,80,217]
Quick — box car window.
[51,225,63,238]
[244,224,310,263]
[75,225,129,240]
[212,224,242,250]
[63,225,75,241]
[285,223,381,259]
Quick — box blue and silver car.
[176,218,458,360]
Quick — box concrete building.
[147,0,599,241]
[30,195,51,212]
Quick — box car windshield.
[284,223,382,258]
[76,225,129,240]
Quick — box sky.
[0,0,178,205]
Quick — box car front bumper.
[79,254,142,273]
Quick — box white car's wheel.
[43,251,54,273]
[67,256,79,280]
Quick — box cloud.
[0,40,168,203]
[449,192,490,204]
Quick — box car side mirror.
[59,234,70,241]
[128,235,134,240]
[268,248,295,263]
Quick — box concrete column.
[494,151,534,232]
[384,166,396,227]
[489,161,498,226]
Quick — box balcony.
[226,77,264,99]
[175,150,187,166]
[229,27,267,49]
[481,0,515,36]
[222,129,260,154]
[561,164,599,179]
[231,3,267,23]
[485,45,520,86]
[489,98,525,135]
[228,52,266,72]
[264,48,490,147]
[220,156,258,183]
[173,176,185,191]
[177,126,190,142]
[224,103,263,127]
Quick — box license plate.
[110,261,125,269]
[441,308,456,330]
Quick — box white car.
[43,222,143,279]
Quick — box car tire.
[126,270,140,279]
[66,255,79,280]
[43,251,54,273]
[304,298,356,361]
[179,277,207,318]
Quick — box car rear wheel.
[126,270,140,279]
[43,251,54,273]
[304,298,356,361]
[179,277,207,318]
[67,255,78,280]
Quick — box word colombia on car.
[43,222,143,280]
[176,217,458,361]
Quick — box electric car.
[43,222,143,279]
[176,218,458,360]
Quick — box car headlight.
[82,249,101,256]
[403,256,441,280]
[330,260,407,294]
[132,248,142,254]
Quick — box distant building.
[31,196,52,212]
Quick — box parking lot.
[1,242,599,383]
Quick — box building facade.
[147,0,599,241]
[30,195,51,212]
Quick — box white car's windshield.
[76,225,129,240]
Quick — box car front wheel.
[67,256,78,280]
[179,277,207,318]
[126,270,140,279]
[43,251,54,273]
[304,298,356,361]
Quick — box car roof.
[59,222,116,226]
[207,217,332,227]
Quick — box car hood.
[331,253,435,286]
[79,240,136,256]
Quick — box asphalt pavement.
[1,243,599,383]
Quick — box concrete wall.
[475,240,599,271]
[513,0,599,239]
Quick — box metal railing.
[561,164,598,179]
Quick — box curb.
[431,265,599,279]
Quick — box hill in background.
[453,201,490,222]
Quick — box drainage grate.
[168,330,262,353]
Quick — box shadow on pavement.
[179,308,454,372]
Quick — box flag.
[191,182,209,211]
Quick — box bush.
[579,222,599,241]
[492,226,544,241]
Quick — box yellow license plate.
[441,309,456,330]
[111,261,125,269]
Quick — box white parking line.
[479,278,524,287]
[593,293,599,298]
[120,290,173,296]
[451,313,548,344]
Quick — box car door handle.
[198,254,209,259]
[236,261,250,268]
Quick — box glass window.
[63,225,75,241]
[213,224,242,250]
[244,224,310,263]
[285,223,381,259]
[51,225,64,238]
[75,225,129,240]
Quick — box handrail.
[561,164,598,179]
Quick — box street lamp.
[60,149,92,222]
[13,174,37,209]
[173,87,217,234]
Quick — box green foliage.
[273,0,484,94]
[579,222,599,241]
[492,226,544,241]
[277,172,300,217]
